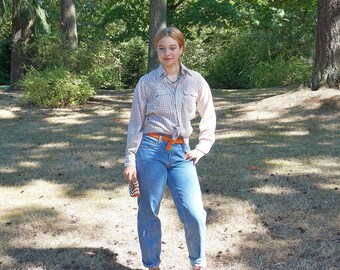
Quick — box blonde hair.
[153,27,185,50]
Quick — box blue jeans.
[136,134,207,268]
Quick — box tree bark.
[10,0,35,90]
[311,0,340,90]
[60,0,78,49]
[147,0,167,72]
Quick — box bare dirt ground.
[0,86,339,270]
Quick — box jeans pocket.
[139,135,159,148]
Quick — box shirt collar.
[156,63,192,79]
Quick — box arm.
[124,80,147,177]
[185,76,216,164]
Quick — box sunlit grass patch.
[253,184,298,195]
[45,112,92,125]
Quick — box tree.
[9,0,49,90]
[60,0,78,49]
[147,0,166,72]
[311,0,340,90]
[10,0,35,90]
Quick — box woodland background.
[0,0,317,96]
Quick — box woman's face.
[157,36,183,68]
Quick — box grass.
[0,86,339,270]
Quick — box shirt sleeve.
[124,80,147,167]
[195,76,216,154]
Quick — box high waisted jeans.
[136,134,207,268]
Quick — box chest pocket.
[182,89,198,118]
[146,90,172,115]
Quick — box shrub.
[18,67,95,108]
[205,30,271,89]
[25,35,123,90]
[78,41,123,90]
[120,37,147,88]
[182,26,216,77]
[250,57,312,88]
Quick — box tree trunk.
[60,0,78,49]
[311,0,340,90]
[147,0,167,72]
[10,0,35,91]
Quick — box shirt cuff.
[124,154,136,167]
[195,141,213,155]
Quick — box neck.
[163,63,180,77]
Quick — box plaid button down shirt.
[124,64,216,167]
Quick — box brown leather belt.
[146,133,184,151]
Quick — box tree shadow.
[6,247,140,270]
[1,87,339,269]
[0,205,141,270]
[0,90,133,196]
[198,87,340,269]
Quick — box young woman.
[124,26,216,270]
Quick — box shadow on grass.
[0,203,140,270]
[0,90,133,196]
[199,87,340,269]
[1,87,339,269]
[6,247,140,270]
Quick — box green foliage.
[182,26,215,77]
[201,23,315,89]
[120,37,148,88]
[0,37,10,84]
[78,41,123,90]
[24,34,65,71]
[1,0,317,91]
[0,0,5,19]
[18,67,95,108]
[24,34,123,90]
[172,0,316,89]
[250,57,312,88]
[0,0,11,84]
[22,28,126,90]
[13,0,50,33]
[98,0,149,41]
[205,30,271,89]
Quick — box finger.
[186,155,195,161]
[129,173,135,182]
[123,170,128,182]
[124,171,133,183]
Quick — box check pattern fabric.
[124,64,216,167]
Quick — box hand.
[184,149,204,164]
[124,166,137,183]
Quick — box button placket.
[174,82,183,134]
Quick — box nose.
[164,48,171,55]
